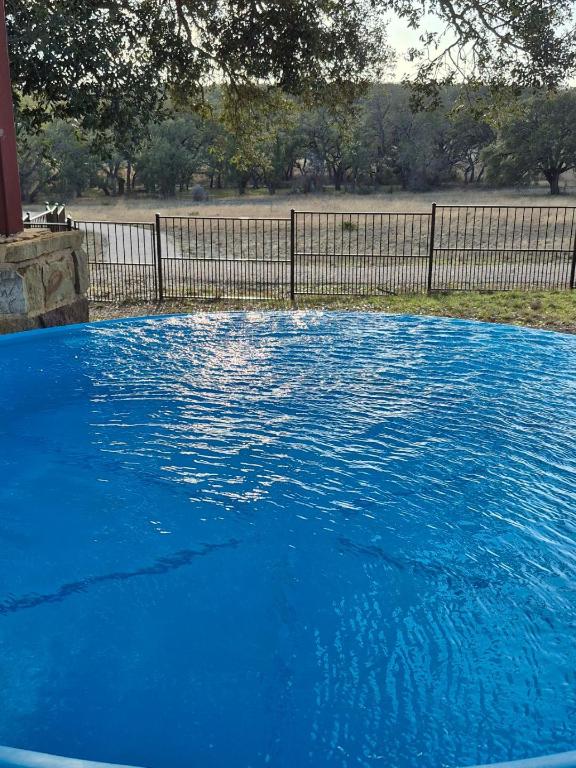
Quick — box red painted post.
[0,0,22,236]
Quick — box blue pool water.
[0,312,575,768]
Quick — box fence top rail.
[435,204,576,210]
[75,220,156,227]
[158,214,291,222]
[293,210,433,217]
[435,247,574,253]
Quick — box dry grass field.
[67,187,575,223]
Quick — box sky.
[386,13,452,80]
[387,10,576,85]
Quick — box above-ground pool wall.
[467,754,576,768]
[1,745,576,768]
[0,746,145,768]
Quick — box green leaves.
[7,0,389,134]
[136,112,218,196]
[388,0,576,103]
[18,120,100,201]
[483,90,576,194]
[8,0,574,138]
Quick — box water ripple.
[0,312,575,768]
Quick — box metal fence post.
[570,224,576,289]
[155,213,164,301]
[290,209,296,301]
[427,203,436,294]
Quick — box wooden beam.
[0,0,22,236]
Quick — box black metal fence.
[293,210,432,295]
[432,204,576,291]
[24,204,576,301]
[157,215,291,300]
[79,221,157,302]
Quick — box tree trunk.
[126,161,132,193]
[334,167,344,191]
[465,164,475,184]
[550,175,561,195]
[26,185,40,203]
[545,170,561,195]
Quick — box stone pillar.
[0,228,89,334]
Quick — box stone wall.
[0,229,89,334]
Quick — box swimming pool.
[0,312,575,768]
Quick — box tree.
[484,91,576,195]
[301,103,361,192]
[136,114,213,197]
[7,0,387,135]
[358,84,396,186]
[387,0,576,90]
[443,98,495,183]
[18,120,99,202]
[213,90,307,194]
[9,0,575,141]
[394,110,454,191]
[361,85,454,191]
[17,129,53,203]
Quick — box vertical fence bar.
[570,222,576,289]
[290,209,296,301]
[427,203,436,294]
[155,213,164,301]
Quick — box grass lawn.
[90,289,576,334]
